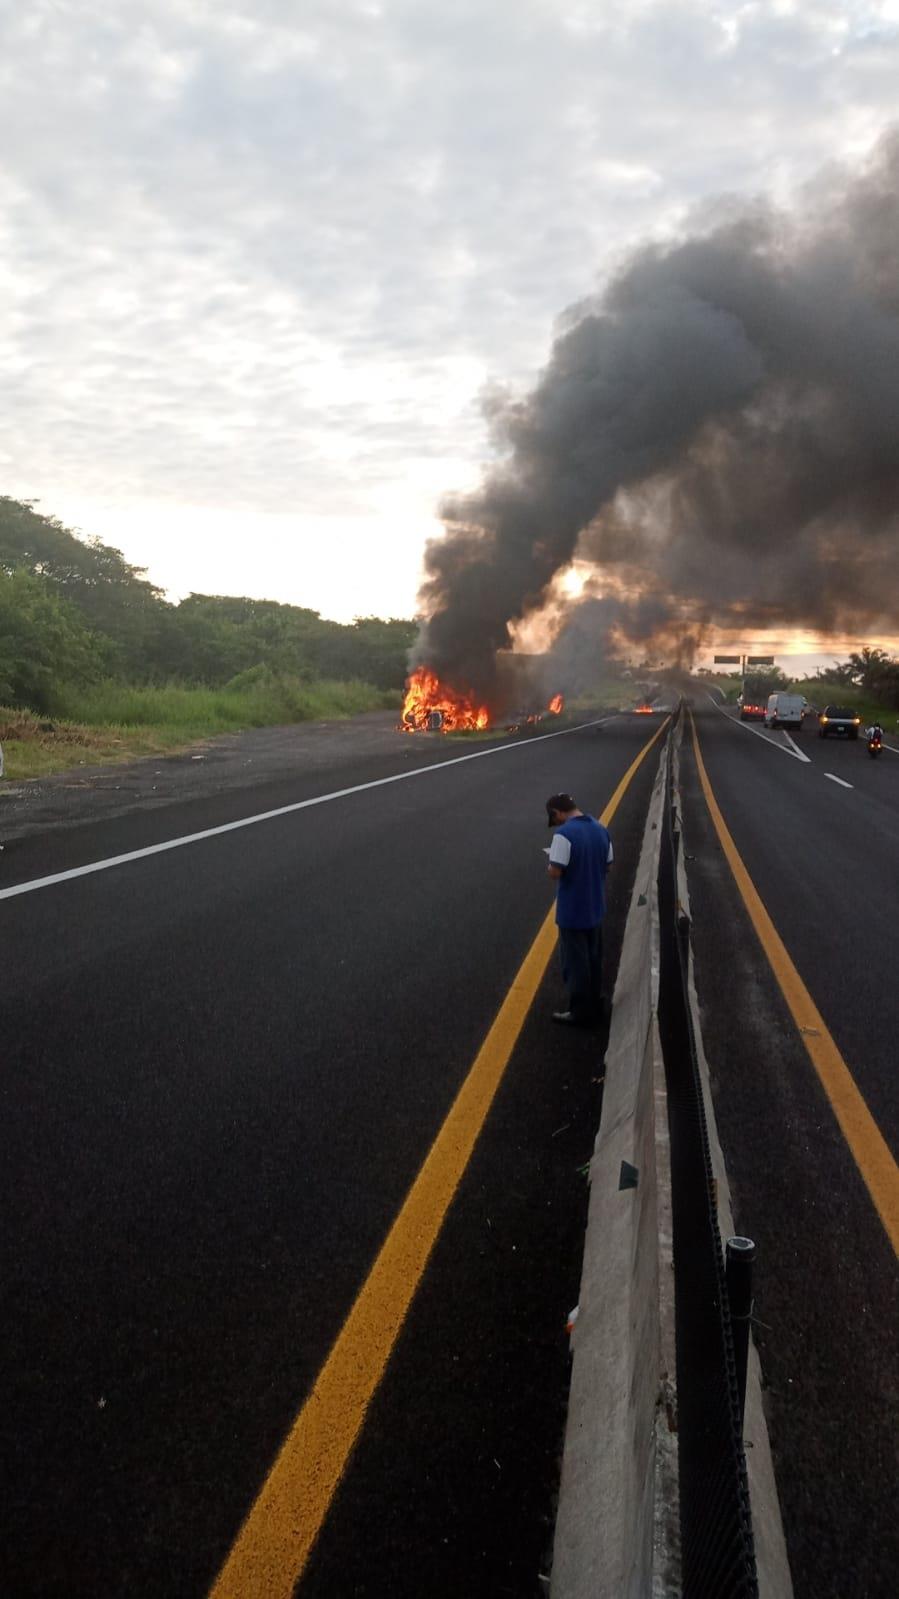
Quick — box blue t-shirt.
[549,814,612,929]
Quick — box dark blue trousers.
[558,924,604,1022]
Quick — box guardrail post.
[725,1236,755,1429]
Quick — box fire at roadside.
[400,667,564,733]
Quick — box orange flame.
[401,668,490,732]
[548,693,564,715]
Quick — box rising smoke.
[411,131,899,702]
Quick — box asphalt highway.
[682,697,899,1599]
[1,713,661,1599]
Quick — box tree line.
[815,646,899,706]
[0,497,416,712]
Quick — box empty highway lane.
[681,699,899,1599]
[1,713,662,1599]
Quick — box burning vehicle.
[400,666,563,732]
[400,668,490,731]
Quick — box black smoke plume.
[412,131,899,699]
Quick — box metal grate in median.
[658,751,759,1599]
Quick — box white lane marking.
[704,694,810,761]
[707,691,899,768]
[825,773,854,789]
[781,730,810,762]
[0,716,617,902]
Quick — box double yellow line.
[210,718,668,1598]
[689,709,899,1257]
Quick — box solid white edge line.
[824,773,854,789]
[704,694,811,762]
[0,715,618,902]
[706,692,899,767]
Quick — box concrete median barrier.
[551,716,792,1598]
[551,737,679,1597]
[670,719,793,1599]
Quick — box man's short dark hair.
[546,792,576,826]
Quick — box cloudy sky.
[3,0,898,640]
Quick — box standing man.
[545,792,613,1026]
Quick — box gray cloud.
[1,3,898,615]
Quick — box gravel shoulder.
[0,711,406,842]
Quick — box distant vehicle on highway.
[739,673,778,720]
[818,705,862,739]
[764,692,805,730]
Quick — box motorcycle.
[867,727,884,758]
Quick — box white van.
[764,693,805,730]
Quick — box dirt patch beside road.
[0,711,410,842]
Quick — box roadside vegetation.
[565,672,639,713]
[0,679,398,781]
[6,493,898,781]
[0,496,410,780]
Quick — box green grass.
[0,707,191,780]
[566,674,641,712]
[50,675,395,729]
[793,681,897,729]
[0,676,398,781]
[705,675,743,703]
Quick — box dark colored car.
[739,675,775,720]
[818,705,861,739]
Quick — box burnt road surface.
[1,710,662,1599]
[681,696,899,1599]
